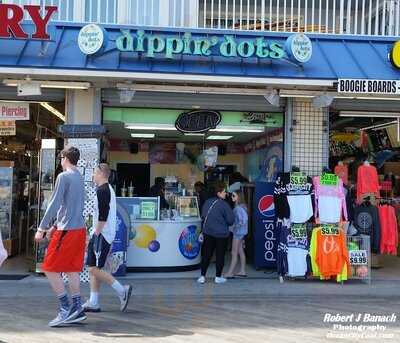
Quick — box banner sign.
[253,182,277,269]
[338,79,400,95]
[0,102,29,121]
[0,121,16,136]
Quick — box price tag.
[291,224,307,239]
[141,201,156,219]
[349,250,368,265]
[321,224,340,235]
[321,173,339,186]
[290,172,307,185]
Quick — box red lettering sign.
[0,4,57,40]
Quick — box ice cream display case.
[117,196,202,271]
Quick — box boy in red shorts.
[35,146,87,327]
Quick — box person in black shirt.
[195,181,207,211]
[149,177,169,209]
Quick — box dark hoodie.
[201,197,235,238]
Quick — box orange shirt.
[356,164,380,203]
[315,227,350,278]
[334,164,348,185]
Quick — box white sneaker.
[215,277,227,284]
[197,276,206,284]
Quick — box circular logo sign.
[178,225,201,260]
[285,34,312,63]
[258,195,275,218]
[390,41,400,69]
[78,24,105,55]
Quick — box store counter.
[117,197,202,272]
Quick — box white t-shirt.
[287,247,308,277]
[287,194,313,223]
[318,196,342,224]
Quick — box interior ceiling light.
[211,125,264,133]
[125,124,176,131]
[263,89,280,107]
[3,79,91,89]
[184,133,205,136]
[130,133,155,138]
[312,94,334,108]
[339,111,400,118]
[206,135,233,140]
[40,102,66,122]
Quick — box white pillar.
[65,88,101,125]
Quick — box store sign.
[338,79,400,95]
[175,110,221,133]
[253,183,277,269]
[78,24,106,55]
[0,102,29,121]
[390,41,400,69]
[349,250,368,265]
[112,30,312,63]
[0,4,57,40]
[0,121,16,136]
[285,34,313,63]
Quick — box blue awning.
[0,22,399,81]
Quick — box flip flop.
[225,275,235,279]
[235,274,247,278]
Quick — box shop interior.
[0,100,65,276]
[102,105,284,271]
[329,100,400,273]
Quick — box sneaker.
[82,300,101,313]
[197,276,206,284]
[119,285,132,312]
[48,309,69,327]
[215,277,227,284]
[64,306,87,324]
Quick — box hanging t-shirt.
[379,205,398,256]
[286,225,309,277]
[276,219,290,277]
[353,203,381,254]
[315,225,350,279]
[334,164,348,185]
[313,176,347,224]
[274,172,314,223]
[356,164,380,203]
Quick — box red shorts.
[42,228,86,273]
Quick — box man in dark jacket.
[197,181,235,285]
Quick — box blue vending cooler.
[253,182,277,269]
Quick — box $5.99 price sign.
[321,224,339,235]
[349,250,368,265]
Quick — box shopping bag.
[0,230,8,267]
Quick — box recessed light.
[130,133,155,138]
[125,124,176,131]
[206,135,233,140]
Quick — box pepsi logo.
[258,195,275,217]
